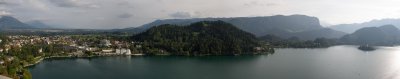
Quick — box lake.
[29,45,400,79]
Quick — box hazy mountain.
[329,19,400,33]
[0,16,34,30]
[25,20,52,29]
[292,28,347,40]
[340,25,400,45]
[127,15,346,40]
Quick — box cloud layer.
[1,0,400,29]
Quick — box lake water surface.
[29,45,400,79]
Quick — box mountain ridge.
[329,19,400,33]
[25,20,52,29]
[340,24,400,45]
[0,16,35,30]
[126,15,346,40]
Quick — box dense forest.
[258,34,340,48]
[132,21,273,56]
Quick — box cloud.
[47,0,99,8]
[169,12,192,19]
[0,0,7,5]
[244,1,278,7]
[0,10,11,16]
[0,0,18,6]
[2,0,400,29]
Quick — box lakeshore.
[24,53,145,67]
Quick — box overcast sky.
[1,0,400,29]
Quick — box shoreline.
[23,51,273,68]
[24,54,144,67]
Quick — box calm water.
[29,45,400,79]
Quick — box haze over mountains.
[0,16,34,30]
[329,19,400,33]
[341,25,400,45]
[25,20,52,29]
[0,16,56,30]
[127,15,347,40]
[5,14,400,44]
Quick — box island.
[358,45,376,51]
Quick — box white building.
[102,49,113,53]
[100,39,112,47]
[115,48,131,55]
[0,60,4,64]
[38,48,43,53]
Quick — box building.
[102,49,113,53]
[115,48,131,55]
[38,48,43,53]
[100,39,112,47]
[6,56,14,61]
[0,60,4,64]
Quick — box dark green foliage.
[259,34,339,48]
[132,21,265,56]
[22,69,32,79]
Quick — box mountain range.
[1,15,346,40]
[25,20,52,29]
[0,16,34,30]
[126,15,347,40]
[0,16,57,32]
[340,25,400,45]
[329,19,400,33]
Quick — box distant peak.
[0,15,14,18]
[0,15,18,21]
[380,24,396,28]
[379,24,398,30]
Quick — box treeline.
[0,45,38,79]
[259,34,340,48]
[0,36,68,79]
[132,21,273,56]
[0,44,70,79]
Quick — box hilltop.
[132,21,273,56]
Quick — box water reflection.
[378,46,400,79]
[28,45,400,79]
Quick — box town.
[0,35,145,57]
[0,34,143,79]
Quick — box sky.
[1,0,400,29]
